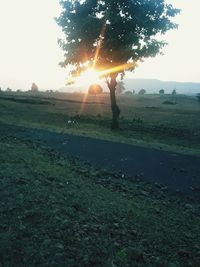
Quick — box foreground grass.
[0,92,200,155]
[0,137,200,267]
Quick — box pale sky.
[0,0,199,90]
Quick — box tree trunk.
[108,75,120,129]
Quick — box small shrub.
[97,113,102,119]
[132,117,143,123]
[138,89,146,95]
[196,93,200,102]
[124,90,132,95]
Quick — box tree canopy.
[138,89,146,95]
[57,0,179,75]
[88,84,103,94]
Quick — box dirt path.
[1,122,200,200]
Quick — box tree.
[31,83,39,92]
[88,84,103,94]
[172,89,176,95]
[116,81,126,94]
[196,93,200,102]
[138,89,146,95]
[124,90,132,95]
[57,0,179,129]
[172,89,177,104]
[159,89,165,95]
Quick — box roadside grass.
[0,137,200,266]
[0,92,200,155]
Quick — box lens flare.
[76,68,101,86]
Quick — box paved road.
[1,123,200,200]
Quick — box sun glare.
[73,62,135,87]
[76,68,101,86]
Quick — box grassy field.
[0,136,200,267]
[0,91,199,155]
[0,92,200,266]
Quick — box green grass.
[0,92,200,155]
[0,137,200,266]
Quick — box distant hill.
[124,79,200,95]
[60,78,200,95]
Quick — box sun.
[76,68,101,86]
[66,62,135,87]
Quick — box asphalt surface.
[1,123,200,200]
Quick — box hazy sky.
[0,0,199,90]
